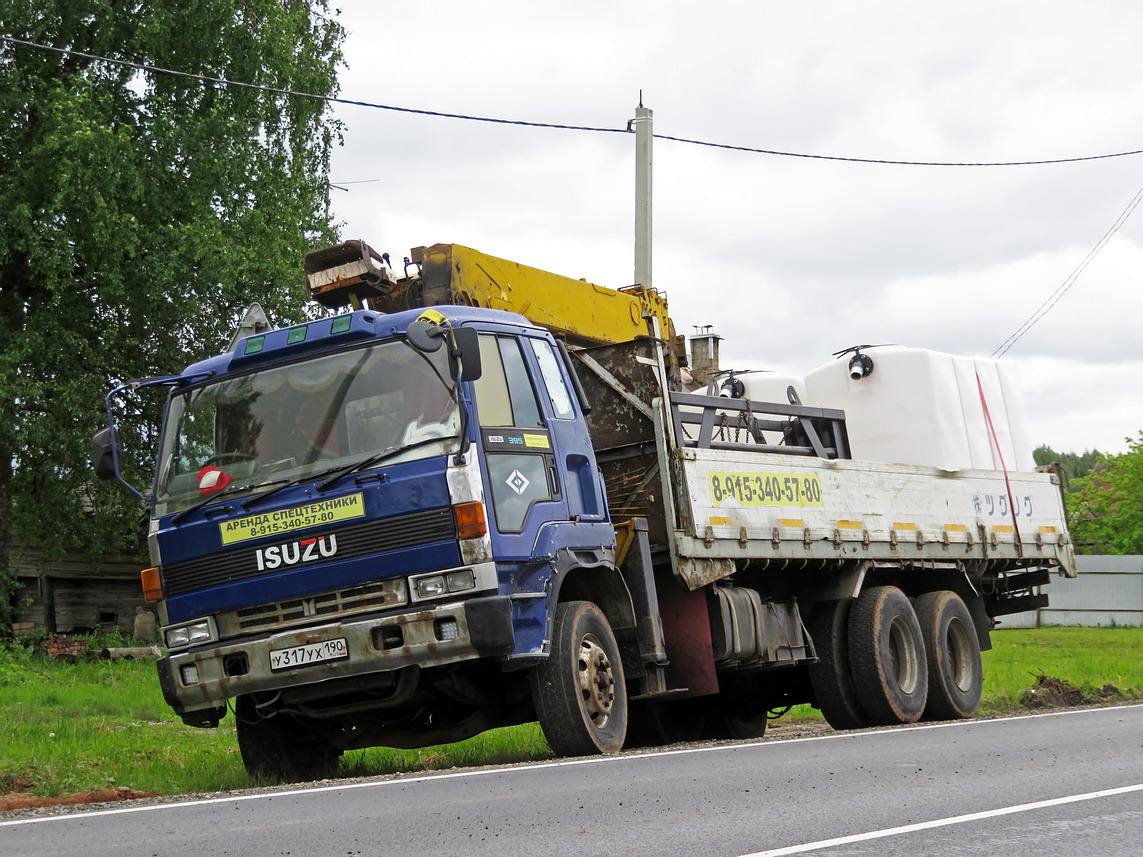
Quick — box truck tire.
[807,598,871,730]
[625,697,759,747]
[624,700,705,749]
[847,586,928,725]
[704,710,768,741]
[235,695,340,784]
[531,600,627,756]
[915,590,983,720]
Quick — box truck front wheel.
[624,699,706,748]
[915,590,982,719]
[531,600,627,756]
[235,695,341,784]
[847,586,928,725]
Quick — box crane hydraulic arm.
[304,240,686,370]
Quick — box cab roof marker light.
[243,336,265,355]
[331,316,352,334]
[286,325,308,344]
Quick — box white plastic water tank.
[739,372,807,408]
[802,346,1035,471]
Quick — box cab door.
[473,333,568,551]
[522,336,607,524]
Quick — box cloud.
[327,0,1143,453]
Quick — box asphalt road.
[3,704,1142,857]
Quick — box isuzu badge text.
[254,534,339,571]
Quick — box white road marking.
[1,703,1138,828]
[738,782,1143,856]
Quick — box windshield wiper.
[171,441,451,522]
[169,479,287,525]
[316,436,457,493]
[239,463,352,511]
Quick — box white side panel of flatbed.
[670,446,1075,585]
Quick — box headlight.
[414,575,446,600]
[166,627,189,647]
[446,570,475,592]
[409,568,478,602]
[164,620,215,649]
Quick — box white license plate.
[269,638,348,671]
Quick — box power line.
[329,178,380,192]
[4,34,1143,168]
[0,36,626,135]
[991,182,1143,358]
[653,133,1143,167]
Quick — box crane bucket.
[304,240,395,310]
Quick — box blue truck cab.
[101,305,634,779]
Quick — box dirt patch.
[0,787,158,813]
[1019,673,1124,709]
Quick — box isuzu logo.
[255,534,338,571]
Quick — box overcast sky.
[323,1,1143,456]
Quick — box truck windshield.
[154,340,460,515]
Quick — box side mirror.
[406,319,446,353]
[92,427,117,480]
[407,320,482,381]
[451,327,482,382]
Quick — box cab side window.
[528,338,575,419]
[474,335,543,428]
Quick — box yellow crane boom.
[305,241,685,368]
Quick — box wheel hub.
[947,617,975,691]
[888,615,920,695]
[577,634,615,727]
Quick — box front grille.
[163,507,456,597]
[216,578,409,635]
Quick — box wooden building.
[10,547,150,636]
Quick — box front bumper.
[158,594,514,722]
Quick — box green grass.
[981,626,1143,712]
[339,723,553,778]
[0,651,248,797]
[1,626,1140,799]
[0,641,553,799]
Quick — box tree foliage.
[1066,431,1143,555]
[0,1,344,633]
[1032,444,1103,491]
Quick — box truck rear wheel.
[807,598,872,730]
[915,590,982,720]
[704,710,768,740]
[531,600,627,756]
[235,695,340,784]
[847,586,928,725]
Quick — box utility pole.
[632,98,653,290]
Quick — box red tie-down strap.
[976,371,1023,557]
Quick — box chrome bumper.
[158,594,514,720]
